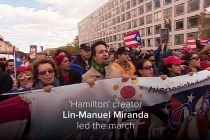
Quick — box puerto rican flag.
[15,53,30,72]
[200,38,210,46]
[124,30,142,48]
[0,96,30,140]
[187,37,196,51]
[182,43,187,48]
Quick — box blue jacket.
[70,62,85,80]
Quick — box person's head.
[54,55,70,71]
[199,55,208,61]
[91,41,109,65]
[80,44,91,60]
[17,71,33,88]
[6,59,14,73]
[134,59,154,77]
[0,62,6,72]
[33,59,58,86]
[53,49,72,61]
[182,52,200,68]
[117,47,130,63]
[144,54,155,66]
[148,49,153,55]
[109,53,115,63]
[139,53,147,59]
[162,56,185,76]
[0,35,4,47]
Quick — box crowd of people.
[0,39,210,104]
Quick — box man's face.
[7,62,14,73]
[93,45,109,65]
[80,49,90,59]
[118,52,130,62]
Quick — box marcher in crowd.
[112,47,135,76]
[109,53,115,63]
[134,59,154,77]
[54,55,81,85]
[0,62,6,72]
[71,44,92,79]
[144,54,159,76]
[82,41,136,87]
[6,59,15,84]
[33,59,60,92]
[17,71,33,89]
[199,55,210,70]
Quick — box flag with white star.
[124,30,142,47]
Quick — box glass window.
[116,7,120,15]
[146,14,152,24]
[138,0,144,4]
[121,5,125,12]
[132,19,138,28]
[117,25,121,31]
[139,17,144,26]
[187,32,198,40]
[204,0,210,8]
[146,2,152,11]
[132,0,137,7]
[163,8,172,18]
[175,19,184,30]
[154,0,161,9]
[175,3,184,16]
[187,16,198,28]
[154,11,161,22]
[121,14,125,22]
[146,26,153,35]
[147,38,153,47]
[188,0,200,12]
[132,8,137,17]
[155,24,161,34]
[112,18,116,25]
[140,28,145,37]
[126,1,131,10]
[115,0,119,6]
[142,39,145,46]
[126,11,131,20]
[138,6,144,14]
[175,34,184,45]
[116,16,120,23]
[164,0,172,5]
[127,21,131,29]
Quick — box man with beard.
[112,47,135,76]
[82,41,136,87]
[6,59,15,84]
[71,44,92,79]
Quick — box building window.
[126,1,131,10]
[187,32,198,39]
[116,7,120,15]
[146,26,153,35]
[126,11,131,20]
[175,19,184,30]
[146,2,152,12]
[127,21,131,29]
[113,35,117,41]
[175,34,184,45]
[138,6,144,14]
[146,14,152,24]
[188,0,200,12]
[139,17,144,26]
[117,25,121,32]
[116,16,120,23]
[121,14,125,22]
[147,38,153,47]
[155,24,161,34]
[154,0,161,9]
[121,5,125,12]
[164,0,172,5]
[138,0,143,4]
[187,16,198,28]
[112,18,116,25]
[140,28,145,37]
[155,37,161,46]
[142,39,145,46]
[115,0,119,6]
[175,3,184,16]
[117,34,121,41]
[132,8,137,17]
[163,8,172,19]
[132,19,138,28]
[204,0,210,8]
[132,0,137,7]
[154,11,161,22]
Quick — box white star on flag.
[162,105,170,115]
[136,36,140,40]
[16,58,21,62]
[187,93,195,103]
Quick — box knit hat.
[54,55,66,66]
[181,49,190,55]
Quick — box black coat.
[0,71,13,101]
[58,69,81,85]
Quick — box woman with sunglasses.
[33,59,60,92]
[17,71,33,89]
[144,54,159,77]
[134,59,154,77]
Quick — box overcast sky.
[0,0,109,53]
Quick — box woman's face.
[60,57,70,70]
[138,61,154,77]
[19,73,33,88]
[168,64,182,74]
[37,63,55,85]
[189,54,200,68]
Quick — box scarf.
[33,78,60,90]
[92,60,108,77]
[114,59,131,71]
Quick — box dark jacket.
[58,69,81,85]
[70,54,92,80]
[0,71,13,101]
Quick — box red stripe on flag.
[0,96,30,124]
[124,30,139,37]
[126,43,141,48]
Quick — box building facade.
[78,0,210,50]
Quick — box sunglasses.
[150,60,155,62]
[19,76,32,82]
[142,66,153,70]
[38,68,54,75]
[190,57,200,61]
